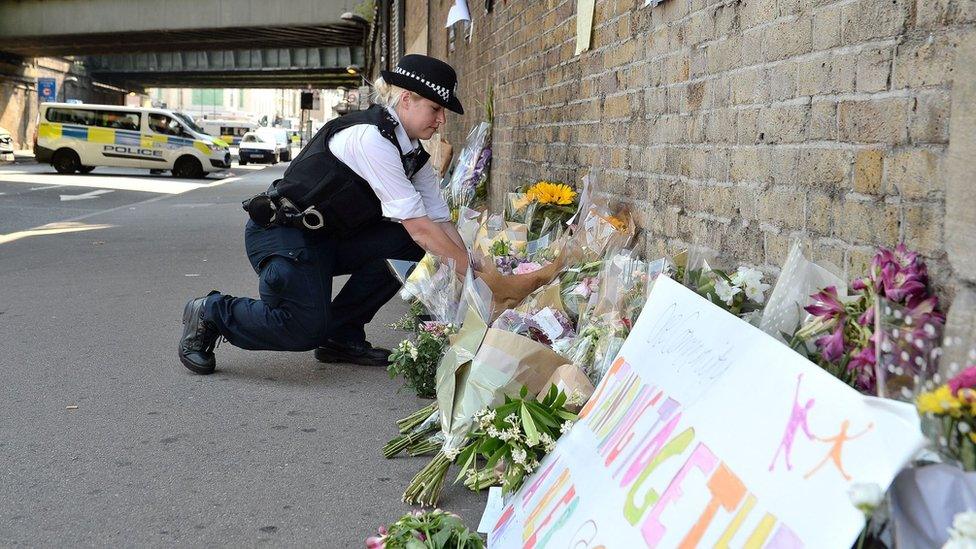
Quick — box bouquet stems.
[384,426,438,459]
[407,436,442,457]
[403,451,452,507]
[397,402,438,434]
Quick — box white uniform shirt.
[328,107,451,222]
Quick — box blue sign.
[37,78,57,102]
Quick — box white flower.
[443,447,461,460]
[847,483,883,514]
[947,511,976,543]
[567,389,586,407]
[524,460,538,474]
[504,413,519,426]
[511,446,527,465]
[487,426,501,438]
[714,279,741,306]
[560,421,575,435]
[731,266,763,288]
[744,283,767,305]
[409,346,419,360]
[540,432,556,453]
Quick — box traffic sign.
[37,78,57,102]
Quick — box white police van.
[35,103,231,178]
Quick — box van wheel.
[78,166,95,174]
[172,156,204,179]
[52,149,81,174]
[239,157,247,166]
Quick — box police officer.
[178,55,485,374]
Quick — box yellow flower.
[606,214,628,231]
[917,385,963,417]
[526,181,577,206]
[969,432,976,445]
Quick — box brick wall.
[426,0,976,308]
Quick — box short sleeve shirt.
[328,107,450,222]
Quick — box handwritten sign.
[489,276,924,548]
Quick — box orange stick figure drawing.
[804,420,874,481]
[769,373,816,472]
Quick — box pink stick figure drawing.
[769,373,816,472]
[804,420,875,481]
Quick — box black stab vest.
[270,105,430,234]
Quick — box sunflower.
[525,181,577,206]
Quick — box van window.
[46,107,141,131]
[47,107,96,126]
[149,113,184,136]
[98,111,140,131]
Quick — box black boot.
[178,292,221,375]
[314,339,392,367]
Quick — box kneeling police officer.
[178,55,492,373]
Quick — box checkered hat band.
[393,67,450,102]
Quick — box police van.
[199,119,256,146]
[35,103,231,178]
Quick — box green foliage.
[374,509,484,549]
[455,385,577,495]
[388,325,456,399]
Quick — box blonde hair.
[371,77,419,109]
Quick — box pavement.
[0,161,486,546]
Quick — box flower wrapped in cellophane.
[402,261,572,506]
[518,181,579,239]
[792,243,945,395]
[674,246,771,323]
[443,121,491,218]
[397,254,463,326]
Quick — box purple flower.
[815,326,847,362]
[848,345,877,392]
[907,295,946,324]
[858,306,875,327]
[868,244,931,304]
[949,366,976,394]
[805,286,844,319]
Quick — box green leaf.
[432,523,454,547]
[553,390,567,410]
[526,404,558,429]
[485,444,507,470]
[555,410,578,421]
[521,403,540,447]
[519,385,529,399]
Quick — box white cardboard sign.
[489,276,924,548]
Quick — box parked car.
[0,126,13,158]
[255,127,292,161]
[237,131,280,165]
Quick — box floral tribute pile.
[372,171,965,547]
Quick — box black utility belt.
[242,191,326,230]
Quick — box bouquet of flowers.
[493,306,575,348]
[916,364,976,471]
[399,254,463,326]
[366,509,484,549]
[558,259,604,322]
[454,385,578,494]
[443,117,491,218]
[519,181,578,239]
[677,258,770,321]
[793,244,944,394]
[403,270,567,506]
[388,321,458,399]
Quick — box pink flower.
[365,534,386,549]
[816,326,847,362]
[805,286,844,319]
[513,261,544,275]
[949,366,976,394]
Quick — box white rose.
[847,483,883,514]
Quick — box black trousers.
[204,220,424,351]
